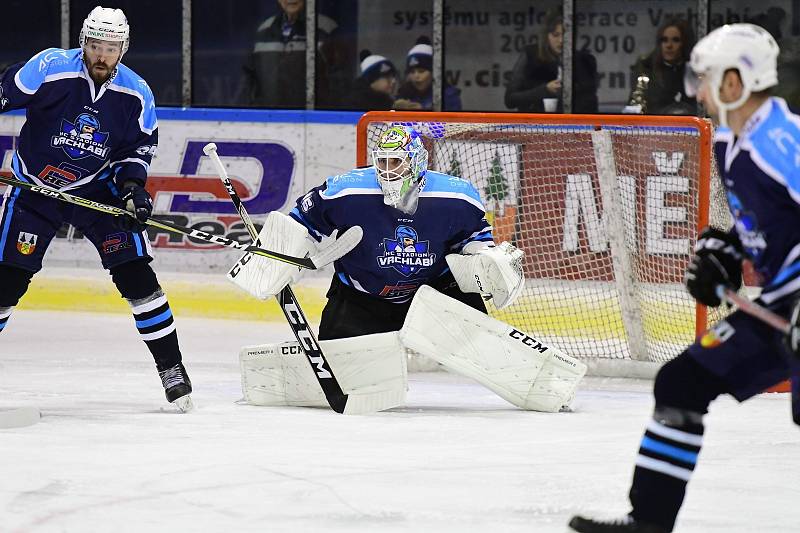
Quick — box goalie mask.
[687,23,778,127]
[372,125,428,214]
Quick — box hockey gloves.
[685,227,743,307]
[118,182,153,232]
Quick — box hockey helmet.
[688,23,778,126]
[80,6,130,56]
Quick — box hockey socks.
[629,407,704,531]
[128,289,182,371]
[0,306,12,332]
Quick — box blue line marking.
[155,107,363,124]
[135,308,172,329]
[641,436,698,464]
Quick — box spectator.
[626,17,696,115]
[505,12,598,113]
[348,50,398,110]
[395,36,462,111]
[241,0,338,108]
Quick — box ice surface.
[1,311,798,532]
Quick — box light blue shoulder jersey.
[0,47,158,191]
[290,167,493,303]
[713,97,800,303]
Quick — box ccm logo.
[282,299,333,379]
[280,345,304,355]
[508,329,548,354]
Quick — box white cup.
[543,98,558,113]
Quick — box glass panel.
[0,0,60,72]
[575,0,698,115]
[710,0,800,108]
[337,0,431,111]
[70,0,182,106]
[315,0,359,109]
[192,0,269,108]
[444,0,562,112]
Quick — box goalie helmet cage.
[357,111,729,378]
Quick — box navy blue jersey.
[290,168,493,303]
[0,48,157,191]
[713,97,800,304]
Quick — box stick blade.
[311,226,364,268]
[0,407,41,429]
[342,388,406,415]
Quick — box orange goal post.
[357,111,726,377]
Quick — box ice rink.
[1,310,798,533]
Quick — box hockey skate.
[568,514,668,533]
[158,362,193,412]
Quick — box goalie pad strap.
[399,285,586,412]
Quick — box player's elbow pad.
[445,241,525,309]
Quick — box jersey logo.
[51,113,110,160]
[37,163,85,188]
[726,190,766,258]
[102,232,132,254]
[16,232,38,255]
[0,84,8,111]
[377,225,436,277]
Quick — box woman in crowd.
[504,12,598,113]
[626,17,696,115]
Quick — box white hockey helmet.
[372,125,428,212]
[689,23,778,126]
[79,6,130,56]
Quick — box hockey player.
[230,125,585,413]
[0,7,192,411]
[569,23,800,533]
[235,124,524,339]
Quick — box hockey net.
[357,111,729,377]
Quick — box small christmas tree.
[484,151,509,213]
[446,149,462,178]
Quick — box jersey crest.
[51,113,110,160]
[377,225,436,277]
[726,190,766,258]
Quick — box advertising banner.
[0,111,358,272]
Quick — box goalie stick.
[0,174,352,270]
[204,143,386,415]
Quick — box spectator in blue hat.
[396,37,462,111]
[347,50,399,110]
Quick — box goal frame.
[356,110,714,348]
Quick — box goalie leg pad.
[399,285,586,412]
[240,331,407,410]
[227,212,317,300]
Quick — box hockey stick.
[0,406,41,429]
[205,143,393,415]
[0,174,344,270]
[715,285,792,334]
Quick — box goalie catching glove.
[446,241,525,309]
[685,227,743,307]
[228,212,357,300]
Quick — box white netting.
[360,114,721,370]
